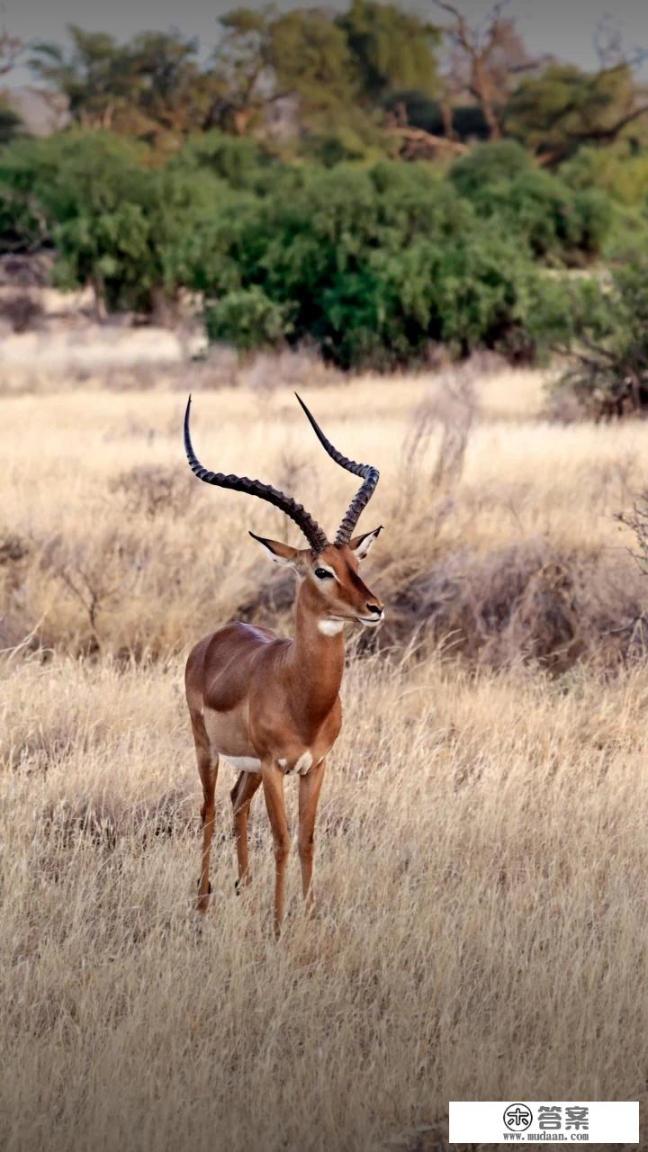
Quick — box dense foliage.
[17,4,646,162]
[2,127,644,369]
[1,5,647,379]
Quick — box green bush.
[0,129,620,368]
[449,141,532,197]
[450,145,612,263]
[0,132,231,312]
[205,287,291,350]
[172,131,276,191]
[561,145,648,208]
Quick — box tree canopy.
[506,62,648,164]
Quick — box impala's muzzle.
[358,606,384,627]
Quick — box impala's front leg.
[261,760,290,936]
[298,759,326,908]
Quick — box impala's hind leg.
[191,710,219,914]
[231,771,262,888]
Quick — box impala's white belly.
[203,707,315,776]
[222,755,262,774]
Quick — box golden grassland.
[2,364,648,1152]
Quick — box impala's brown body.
[183,394,383,933]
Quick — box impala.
[183,393,384,933]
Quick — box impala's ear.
[348,525,383,560]
[249,532,302,567]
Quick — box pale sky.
[4,0,648,85]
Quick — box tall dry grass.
[2,363,648,1151]
[1,367,647,663]
[3,653,648,1151]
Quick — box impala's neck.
[288,578,345,727]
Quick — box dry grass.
[3,363,648,1152]
[4,653,648,1151]
[1,369,646,663]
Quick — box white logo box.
[449,1101,639,1144]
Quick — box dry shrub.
[619,493,648,573]
[100,351,240,394]
[387,540,648,671]
[0,252,51,288]
[111,464,196,519]
[392,359,477,543]
[545,378,594,424]
[0,532,30,564]
[0,292,44,333]
[239,346,341,396]
[0,344,337,398]
[41,788,196,853]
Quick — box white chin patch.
[318,618,344,637]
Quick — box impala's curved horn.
[295,393,379,546]
[184,396,328,553]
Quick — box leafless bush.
[397,362,477,533]
[38,534,143,655]
[619,494,648,574]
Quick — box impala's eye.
[314,567,333,580]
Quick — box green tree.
[432,2,536,141]
[29,26,209,144]
[0,23,23,143]
[191,159,549,367]
[506,62,648,165]
[338,0,440,103]
[205,286,291,349]
[270,10,356,112]
[212,2,440,152]
[210,8,276,137]
[123,31,212,142]
[29,27,133,130]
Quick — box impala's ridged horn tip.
[295,392,379,546]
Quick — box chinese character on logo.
[565,1106,589,1131]
[503,1104,533,1132]
[538,1106,562,1131]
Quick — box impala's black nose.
[367,603,383,616]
